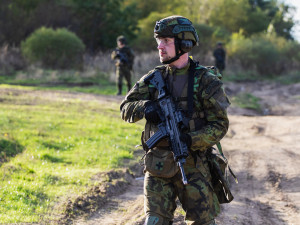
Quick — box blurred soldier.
[120,15,230,224]
[213,42,226,74]
[111,35,135,95]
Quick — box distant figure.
[213,42,226,74]
[111,35,134,95]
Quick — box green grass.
[0,69,124,96]
[0,85,143,223]
[230,92,262,112]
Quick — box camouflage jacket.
[111,46,134,69]
[120,59,230,152]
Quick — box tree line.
[0,0,297,52]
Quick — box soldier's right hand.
[144,101,161,124]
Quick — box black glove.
[180,132,192,148]
[144,101,161,124]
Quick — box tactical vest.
[143,60,222,146]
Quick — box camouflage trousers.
[116,66,132,92]
[144,153,220,225]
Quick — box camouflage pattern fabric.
[144,152,220,224]
[111,46,134,91]
[111,46,134,70]
[116,66,132,90]
[120,58,230,223]
[120,60,229,151]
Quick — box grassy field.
[0,66,298,223]
[0,84,143,223]
[0,69,123,96]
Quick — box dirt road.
[71,116,300,225]
[4,82,297,224]
[69,82,300,225]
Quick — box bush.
[21,27,85,69]
[227,32,300,76]
[228,33,280,75]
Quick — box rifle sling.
[187,60,196,119]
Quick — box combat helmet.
[154,15,199,64]
[117,35,127,44]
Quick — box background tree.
[70,0,139,52]
[0,0,298,52]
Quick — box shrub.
[228,33,280,75]
[21,27,85,69]
[227,32,300,76]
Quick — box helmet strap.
[162,37,184,64]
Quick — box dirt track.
[4,82,297,225]
[68,81,300,225]
[71,116,300,225]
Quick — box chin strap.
[162,37,184,65]
[162,52,185,64]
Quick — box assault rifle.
[144,70,189,185]
[115,49,128,65]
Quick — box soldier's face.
[156,37,176,63]
[117,41,125,48]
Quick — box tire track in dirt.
[217,116,300,225]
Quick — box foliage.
[0,0,298,51]
[227,32,300,76]
[0,84,143,223]
[134,11,171,51]
[228,33,279,75]
[70,0,139,51]
[0,0,73,46]
[0,45,26,75]
[231,92,262,112]
[21,27,85,69]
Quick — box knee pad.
[144,213,173,225]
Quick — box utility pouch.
[206,146,237,204]
[144,148,179,178]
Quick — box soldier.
[213,42,226,74]
[111,35,135,95]
[120,15,230,225]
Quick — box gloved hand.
[144,101,161,124]
[180,132,192,148]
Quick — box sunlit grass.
[0,69,119,95]
[0,85,143,223]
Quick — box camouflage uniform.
[111,45,134,95]
[120,58,230,224]
[120,15,230,225]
